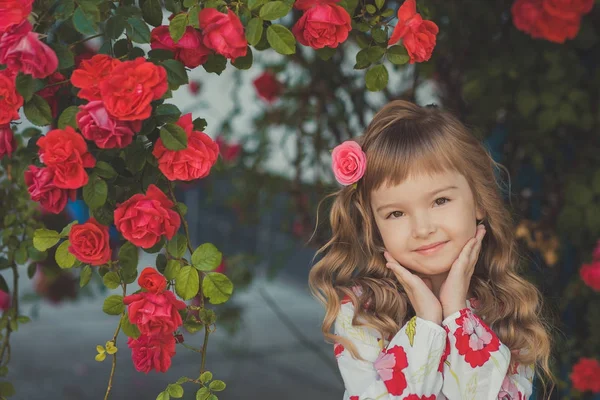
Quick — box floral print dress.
[334,296,534,400]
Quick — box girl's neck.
[426,271,449,299]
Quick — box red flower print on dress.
[349,396,359,400]
[498,374,525,400]
[373,345,409,396]
[404,395,436,400]
[438,333,450,373]
[334,342,344,358]
[452,308,500,368]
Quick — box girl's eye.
[386,198,450,219]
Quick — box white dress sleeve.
[441,308,535,400]
[334,300,447,400]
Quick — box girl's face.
[370,170,484,277]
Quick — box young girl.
[309,101,553,399]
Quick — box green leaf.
[126,17,152,43]
[184,0,197,6]
[245,18,263,46]
[80,265,92,287]
[106,15,127,39]
[56,0,75,19]
[119,242,139,283]
[156,391,170,400]
[386,45,409,65]
[232,48,253,70]
[192,118,207,131]
[196,388,211,400]
[366,4,376,13]
[175,266,199,300]
[202,272,233,304]
[200,371,213,383]
[0,381,15,397]
[371,27,387,44]
[55,240,76,268]
[169,13,189,43]
[191,243,222,271]
[165,259,182,280]
[148,49,175,61]
[516,90,538,118]
[167,234,188,258]
[121,313,141,339]
[103,295,125,315]
[15,243,27,265]
[167,384,184,398]
[202,54,227,75]
[155,104,182,124]
[365,46,385,63]
[156,253,167,273]
[94,161,118,179]
[58,105,79,129]
[59,220,78,237]
[266,24,296,55]
[103,271,121,289]
[176,202,188,217]
[143,0,164,27]
[16,73,34,102]
[162,59,188,89]
[259,1,291,20]
[375,0,384,9]
[24,95,53,126]
[248,0,268,10]
[0,366,8,377]
[209,380,226,391]
[73,7,97,35]
[123,140,147,173]
[17,315,31,324]
[316,47,335,61]
[83,175,108,210]
[160,123,188,150]
[0,275,8,293]
[33,229,60,251]
[52,42,75,69]
[365,64,388,92]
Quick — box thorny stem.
[167,181,195,257]
[200,325,210,375]
[104,283,127,400]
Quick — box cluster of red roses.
[511,0,594,43]
[0,0,58,160]
[571,357,600,394]
[580,240,600,291]
[123,268,187,373]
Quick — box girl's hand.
[384,251,443,325]
[439,224,486,319]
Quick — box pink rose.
[150,25,211,68]
[24,165,76,214]
[0,124,16,159]
[292,1,352,49]
[0,21,58,79]
[331,140,366,185]
[124,290,187,335]
[113,184,181,249]
[128,333,176,373]
[198,8,247,61]
[77,101,141,149]
[0,0,33,33]
[152,114,219,181]
[0,290,10,311]
[580,261,600,291]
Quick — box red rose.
[124,290,187,335]
[580,261,600,291]
[292,1,352,49]
[138,267,167,293]
[511,0,592,43]
[99,57,168,121]
[570,357,600,393]
[128,333,176,373]
[388,0,438,63]
[0,290,10,311]
[252,71,283,103]
[68,218,111,266]
[188,81,201,95]
[113,184,181,248]
[77,101,141,149]
[0,124,16,159]
[152,114,219,181]
[71,54,122,101]
[24,165,76,214]
[215,136,241,163]
[37,126,96,189]
[198,8,247,61]
[0,21,59,79]
[150,25,211,68]
[0,0,32,33]
[37,72,67,119]
[0,70,23,124]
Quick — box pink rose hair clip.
[331,140,366,187]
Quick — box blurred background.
[2,0,600,399]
